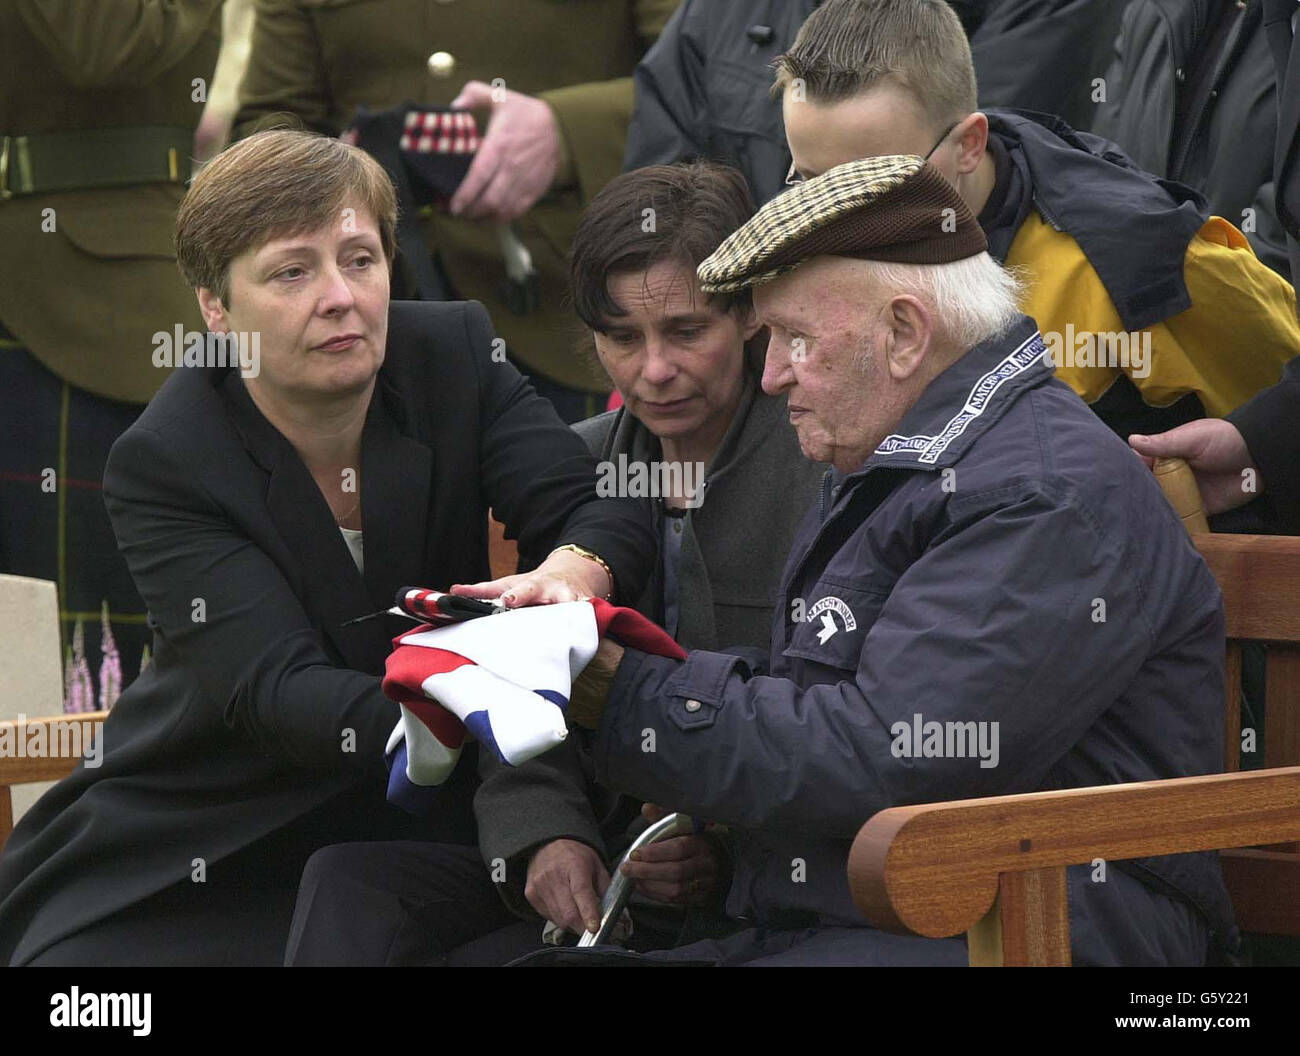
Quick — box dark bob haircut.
[569,161,756,331]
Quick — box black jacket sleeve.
[1227,353,1300,533]
[465,301,654,599]
[623,0,707,172]
[972,0,1129,132]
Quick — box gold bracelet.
[551,543,614,600]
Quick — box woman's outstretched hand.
[450,546,611,608]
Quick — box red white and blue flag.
[381,598,685,811]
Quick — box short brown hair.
[569,162,755,331]
[772,0,977,132]
[176,129,398,305]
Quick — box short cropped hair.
[772,0,977,132]
[860,254,1023,357]
[569,162,756,331]
[176,129,398,306]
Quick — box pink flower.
[63,617,96,714]
[99,601,122,710]
[62,643,78,714]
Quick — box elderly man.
[563,155,1238,966]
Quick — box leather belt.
[1,126,193,199]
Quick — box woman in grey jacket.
[572,171,823,654]
[468,162,828,951]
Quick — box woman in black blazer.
[0,131,652,966]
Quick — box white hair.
[859,253,1025,351]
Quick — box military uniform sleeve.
[1138,218,1300,418]
[1228,353,1300,533]
[537,0,681,197]
[632,0,680,41]
[15,0,222,87]
[232,0,336,138]
[539,78,636,198]
[591,486,1167,837]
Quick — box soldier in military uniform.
[234,0,680,421]
[0,1,222,695]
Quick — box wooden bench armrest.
[0,711,110,785]
[0,711,110,851]
[848,766,1300,940]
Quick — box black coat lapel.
[220,370,393,673]
[360,380,434,620]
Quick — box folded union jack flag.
[381,598,685,812]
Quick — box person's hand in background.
[448,81,564,221]
[1129,419,1259,515]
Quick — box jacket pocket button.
[684,699,702,713]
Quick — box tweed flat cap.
[698,155,987,293]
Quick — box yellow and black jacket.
[982,109,1299,438]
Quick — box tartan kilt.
[0,320,151,707]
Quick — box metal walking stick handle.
[577,812,695,947]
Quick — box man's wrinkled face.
[756,257,911,473]
[783,80,965,187]
[201,202,390,405]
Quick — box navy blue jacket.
[592,317,1238,965]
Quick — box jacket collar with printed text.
[818,315,1049,520]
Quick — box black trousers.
[21,776,479,967]
[285,841,542,966]
[27,869,301,967]
[284,841,973,966]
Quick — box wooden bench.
[0,711,108,854]
[848,532,1300,964]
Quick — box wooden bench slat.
[995,866,1071,967]
[1221,849,1300,937]
[0,755,84,786]
[1195,535,1300,641]
[1224,641,1242,773]
[0,786,11,851]
[1265,649,1300,770]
